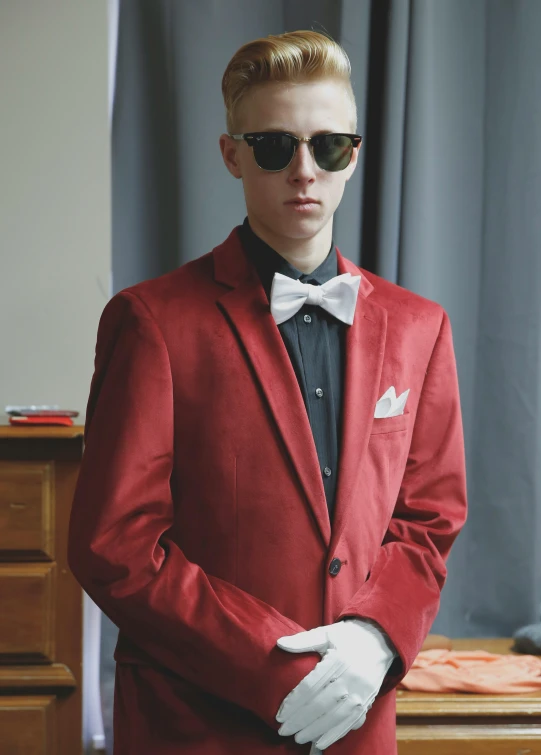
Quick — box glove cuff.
[342,617,398,668]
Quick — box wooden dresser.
[397,637,541,754]
[0,423,85,755]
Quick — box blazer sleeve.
[336,307,468,695]
[67,290,319,729]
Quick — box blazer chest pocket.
[370,412,409,435]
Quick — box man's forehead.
[260,127,343,136]
[236,80,354,133]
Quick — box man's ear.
[219,134,242,179]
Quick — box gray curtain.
[103,0,541,751]
[355,0,541,637]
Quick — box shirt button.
[315,388,324,398]
[329,558,342,576]
[323,466,332,477]
[303,314,312,323]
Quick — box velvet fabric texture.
[68,226,468,754]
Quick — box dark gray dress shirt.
[237,216,346,524]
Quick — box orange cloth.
[398,649,541,694]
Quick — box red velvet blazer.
[68,226,468,755]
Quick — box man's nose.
[290,141,316,173]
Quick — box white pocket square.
[374,386,410,418]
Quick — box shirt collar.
[237,215,338,301]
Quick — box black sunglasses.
[229,131,363,172]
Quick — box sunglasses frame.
[229,131,363,172]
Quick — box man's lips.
[285,198,320,204]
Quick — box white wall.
[0,0,111,422]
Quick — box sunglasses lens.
[252,133,295,171]
[313,134,354,171]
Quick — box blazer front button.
[329,558,342,576]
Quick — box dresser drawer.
[0,695,56,754]
[397,723,541,754]
[0,564,55,662]
[0,461,54,560]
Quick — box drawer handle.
[9,502,27,509]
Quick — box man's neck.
[246,214,333,274]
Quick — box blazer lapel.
[330,250,388,550]
[213,228,331,547]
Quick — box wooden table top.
[0,422,85,439]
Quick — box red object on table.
[9,416,74,426]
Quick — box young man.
[68,30,467,755]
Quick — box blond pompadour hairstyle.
[221,30,357,135]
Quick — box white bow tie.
[270,271,361,325]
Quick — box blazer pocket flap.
[371,412,409,435]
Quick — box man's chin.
[278,215,327,237]
[249,209,328,244]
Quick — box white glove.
[275,618,398,750]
